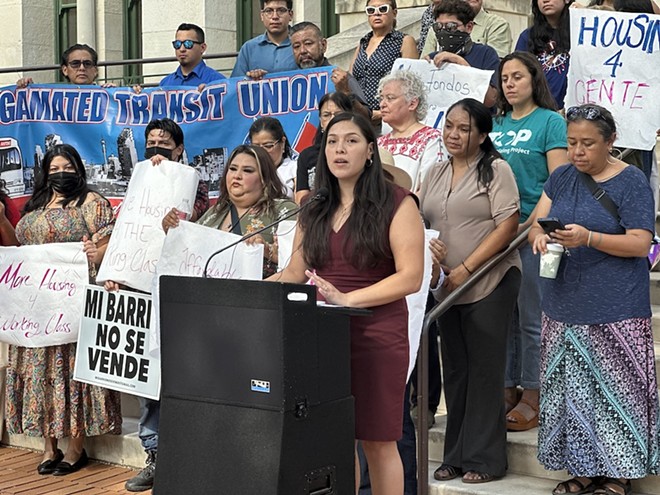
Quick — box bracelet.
[595,232,604,248]
[587,230,593,248]
[462,260,473,275]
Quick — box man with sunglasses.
[160,23,225,87]
[423,0,500,108]
[231,0,298,80]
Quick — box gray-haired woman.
[377,70,445,191]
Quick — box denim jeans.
[138,397,160,453]
[505,243,541,389]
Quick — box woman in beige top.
[419,98,521,484]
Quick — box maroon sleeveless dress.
[316,187,410,441]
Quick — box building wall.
[0,0,531,85]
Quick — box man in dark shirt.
[426,0,500,108]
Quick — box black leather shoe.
[52,449,89,476]
[37,449,64,475]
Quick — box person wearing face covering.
[5,144,121,476]
[143,118,209,220]
[422,0,500,109]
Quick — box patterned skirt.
[538,314,660,478]
[5,343,122,438]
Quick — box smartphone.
[537,217,566,235]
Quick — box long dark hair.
[217,144,287,217]
[495,51,557,117]
[300,112,395,270]
[249,117,292,162]
[528,0,572,54]
[24,144,92,212]
[447,98,502,189]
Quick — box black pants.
[440,268,521,477]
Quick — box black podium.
[154,277,356,495]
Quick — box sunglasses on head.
[172,39,202,50]
[67,60,95,69]
[365,4,391,15]
[566,106,604,122]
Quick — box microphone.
[202,187,329,278]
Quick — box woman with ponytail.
[420,98,521,484]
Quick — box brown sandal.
[506,397,539,431]
[593,478,631,495]
[553,477,598,495]
[462,471,497,484]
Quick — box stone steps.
[427,415,660,495]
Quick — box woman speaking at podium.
[269,112,424,495]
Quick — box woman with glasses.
[349,0,418,124]
[421,98,521,484]
[377,70,444,192]
[5,144,121,475]
[492,51,567,432]
[530,104,658,495]
[17,44,107,88]
[249,117,297,200]
[515,0,572,110]
[163,144,296,278]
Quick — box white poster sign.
[149,221,264,355]
[390,58,493,131]
[566,10,660,150]
[406,229,438,379]
[96,160,199,292]
[74,286,160,399]
[277,220,298,271]
[0,243,88,347]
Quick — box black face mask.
[433,28,471,54]
[48,172,81,194]
[144,146,174,160]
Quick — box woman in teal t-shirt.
[491,51,566,432]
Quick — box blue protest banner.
[0,67,333,206]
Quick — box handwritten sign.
[390,59,493,132]
[0,243,88,347]
[96,160,198,292]
[146,221,264,355]
[74,286,160,399]
[566,10,660,149]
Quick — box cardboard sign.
[0,243,88,347]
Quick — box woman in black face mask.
[7,144,121,476]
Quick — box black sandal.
[433,463,461,481]
[593,478,631,495]
[553,477,598,495]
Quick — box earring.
[366,158,373,168]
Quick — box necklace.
[333,202,353,232]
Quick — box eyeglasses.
[261,7,291,16]
[365,4,391,15]
[378,94,403,103]
[172,39,202,50]
[566,105,604,122]
[434,21,464,32]
[253,140,282,150]
[67,60,96,69]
